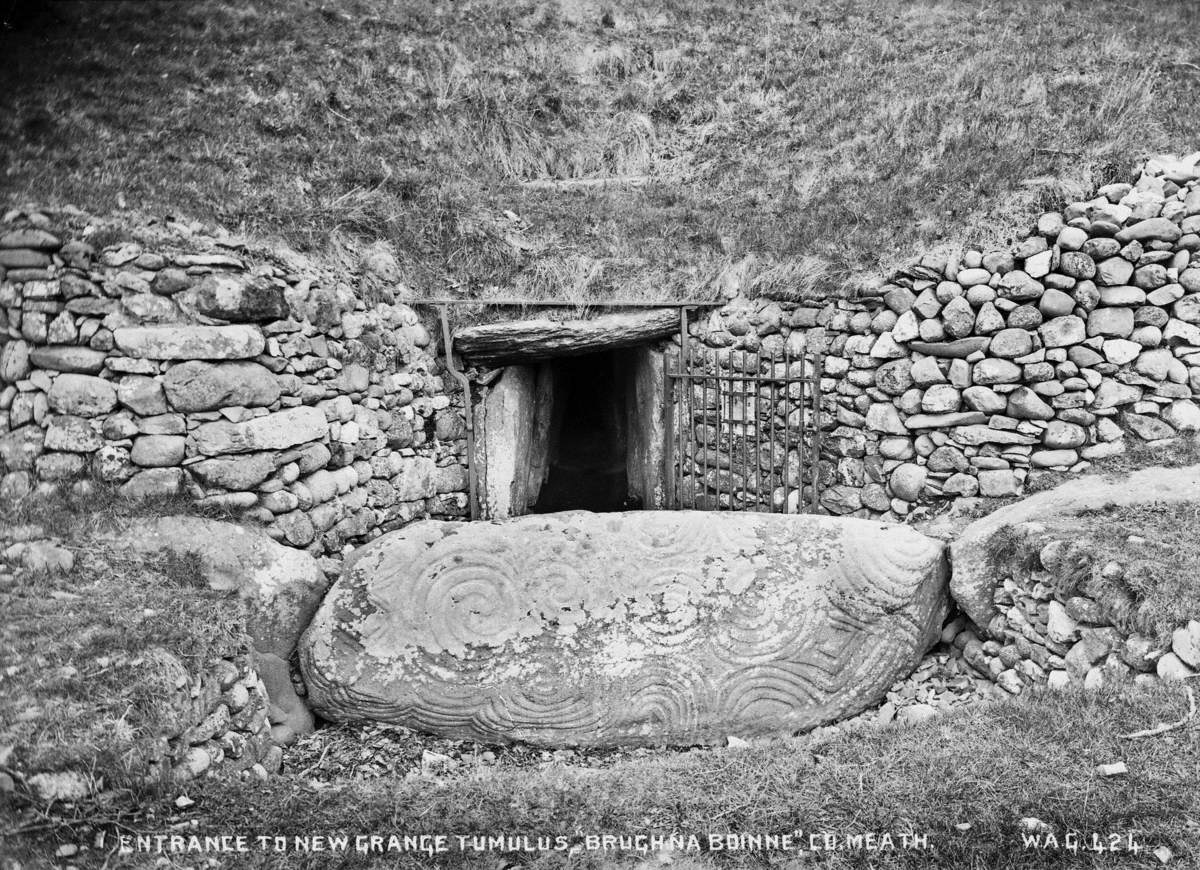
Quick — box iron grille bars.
[664,310,823,513]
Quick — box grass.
[1088,434,1200,477]
[4,686,1197,868]
[1071,501,1200,643]
[3,1,1200,303]
[0,489,249,795]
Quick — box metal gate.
[663,311,823,513]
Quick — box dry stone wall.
[165,653,287,785]
[0,211,470,563]
[4,152,1198,548]
[683,153,1200,518]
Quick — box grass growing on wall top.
[2,0,1199,302]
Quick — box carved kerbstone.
[299,512,948,746]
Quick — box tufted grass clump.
[1071,501,1200,644]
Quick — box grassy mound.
[0,491,248,795]
[3,1,1199,300]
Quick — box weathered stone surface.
[47,374,117,417]
[875,359,913,395]
[1006,387,1055,421]
[952,425,1037,446]
[184,273,289,323]
[903,411,986,429]
[1087,308,1134,338]
[1174,294,1200,324]
[116,375,168,416]
[0,228,61,250]
[866,403,906,434]
[190,453,277,490]
[192,406,327,455]
[1093,380,1141,409]
[0,248,50,269]
[1115,217,1181,245]
[1174,621,1200,669]
[1103,339,1141,365]
[119,467,186,498]
[44,415,102,453]
[162,361,281,412]
[1095,257,1133,287]
[906,338,990,358]
[941,296,975,338]
[889,463,927,501]
[973,359,1022,385]
[393,456,439,502]
[27,346,106,374]
[113,325,265,360]
[0,426,44,471]
[300,512,949,746]
[909,356,945,388]
[1123,412,1174,441]
[1164,400,1200,433]
[457,310,679,365]
[920,384,961,413]
[1039,316,1087,348]
[1043,421,1087,449]
[1056,253,1095,281]
[93,517,327,734]
[138,413,185,435]
[950,465,1200,630]
[1098,285,1145,307]
[1030,448,1078,468]
[94,444,135,482]
[942,472,978,496]
[0,340,31,382]
[131,434,186,467]
[962,386,1007,414]
[989,328,1033,359]
[996,270,1043,301]
[92,516,326,656]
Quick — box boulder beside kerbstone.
[950,464,1200,632]
[299,511,949,747]
[92,516,327,735]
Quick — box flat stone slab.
[113,325,265,360]
[299,511,948,747]
[454,309,678,365]
[191,406,326,455]
[907,338,990,358]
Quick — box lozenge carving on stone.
[299,511,949,747]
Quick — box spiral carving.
[298,511,948,747]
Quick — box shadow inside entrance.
[530,351,635,513]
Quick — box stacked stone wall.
[683,153,1200,518]
[0,211,470,562]
[4,153,1199,544]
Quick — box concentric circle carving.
[298,512,948,747]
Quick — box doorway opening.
[532,351,631,513]
[473,345,665,519]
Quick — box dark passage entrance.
[531,351,633,513]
